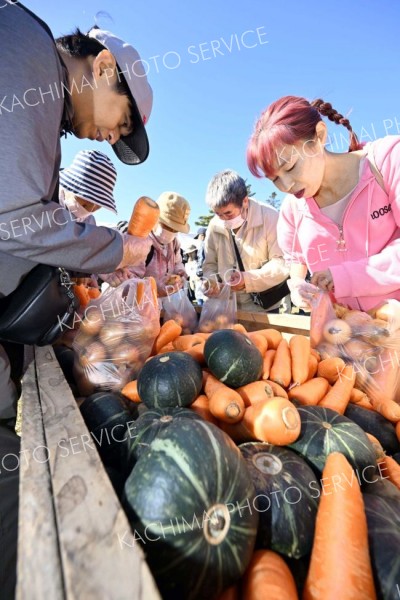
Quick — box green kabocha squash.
[123,419,258,600]
[288,406,377,477]
[204,329,263,388]
[363,493,400,599]
[80,391,137,472]
[344,403,400,456]
[137,351,202,408]
[125,407,204,469]
[239,442,319,558]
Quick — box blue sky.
[27,0,400,229]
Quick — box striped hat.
[59,150,118,214]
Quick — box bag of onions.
[72,277,160,395]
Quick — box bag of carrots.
[310,290,400,412]
[161,287,198,334]
[72,277,160,394]
[197,284,237,333]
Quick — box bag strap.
[366,144,387,194]
[145,245,154,267]
[229,231,245,272]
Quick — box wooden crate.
[17,345,160,600]
[15,313,309,597]
[236,310,310,339]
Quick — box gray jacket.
[0,2,123,296]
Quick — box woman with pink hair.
[247,96,400,311]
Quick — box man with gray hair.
[202,169,289,312]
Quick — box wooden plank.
[236,310,310,336]
[33,345,161,600]
[17,349,64,600]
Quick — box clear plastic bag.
[73,277,160,393]
[310,292,400,410]
[197,284,237,333]
[161,287,198,334]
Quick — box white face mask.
[221,213,245,230]
[60,189,94,222]
[154,224,177,244]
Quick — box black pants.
[0,424,19,599]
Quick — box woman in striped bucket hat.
[60,149,118,222]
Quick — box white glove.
[117,234,152,269]
[287,277,320,311]
[99,267,132,287]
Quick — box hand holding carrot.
[117,233,153,269]
[99,267,132,288]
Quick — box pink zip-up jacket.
[277,135,400,311]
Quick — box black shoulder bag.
[0,4,79,346]
[230,231,290,311]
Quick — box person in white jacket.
[202,170,289,312]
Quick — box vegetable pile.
[73,303,400,599]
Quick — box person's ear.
[315,121,328,146]
[242,196,249,210]
[92,50,117,84]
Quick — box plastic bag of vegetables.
[73,277,160,394]
[197,284,237,333]
[309,291,400,419]
[161,286,198,334]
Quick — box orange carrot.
[127,196,160,238]
[318,365,356,414]
[136,280,146,307]
[121,380,141,403]
[349,388,373,410]
[247,332,269,356]
[303,452,377,600]
[288,377,330,406]
[367,386,400,422]
[185,341,206,365]
[317,357,346,384]
[270,339,291,388]
[232,323,248,335]
[219,396,301,446]
[152,319,182,354]
[261,349,276,381]
[307,354,319,380]
[236,381,276,407]
[240,397,301,445]
[156,342,176,354]
[255,328,282,350]
[172,334,201,351]
[87,287,101,299]
[74,284,91,308]
[203,373,245,423]
[148,276,158,308]
[190,395,218,425]
[263,380,289,399]
[379,455,400,490]
[310,348,321,362]
[242,549,299,600]
[289,334,310,385]
[195,332,212,341]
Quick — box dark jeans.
[0,424,19,599]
